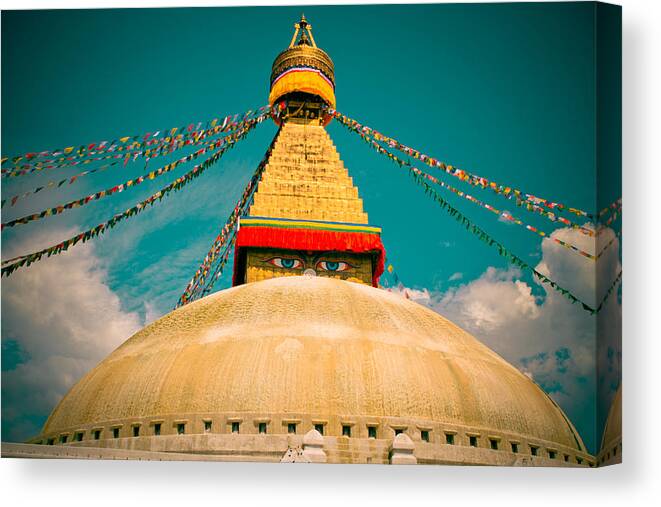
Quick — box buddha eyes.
[316,260,352,272]
[263,257,353,272]
[265,257,303,269]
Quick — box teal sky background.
[1,3,620,453]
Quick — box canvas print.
[1,2,621,466]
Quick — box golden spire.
[289,14,317,48]
[269,15,336,110]
[235,15,384,288]
[248,123,369,224]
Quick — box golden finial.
[270,15,336,111]
[289,13,317,48]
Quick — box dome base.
[37,276,593,466]
[30,409,594,466]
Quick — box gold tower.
[233,15,385,287]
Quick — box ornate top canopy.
[269,15,336,110]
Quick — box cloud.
[143,301,163,326]
[1,227,142,442]
[448,272,463,281]
[403,225,621,453]
[433,266,541,333]
[386,285,430,302]
[0,151,268,440]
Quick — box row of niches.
[277,129,331,139]
[269,150,341,162]
[33,414,595,466]
[272,145,337,157]
[259,180,359,196]
[276,129,335,140]
[598,442,622,464]
[274,132,338,148]
[259,170,352,185]
[260,177,354,189]
[275,134,330,145]
[263,165,347,178]
[252,195,365,212]
[276,136,335,147]
[267,154,342,166]
[273,141,341,156]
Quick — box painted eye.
[265,257,303,269]
[316,260,352,272]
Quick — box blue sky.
[1,3,621,453]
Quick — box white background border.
[1,0,659,505]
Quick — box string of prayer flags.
[342,117,619,313]
[332,110,621,230]
[2,123,242,183]
[175,187,250,306]
[379,260,403,290]
[2,106,270,177]
[353,125,606,262]
[597,197,622,219]
[594,270,623,313]
[335,111,594,236]
[1,114,267,231]
[407,171,620,314]
[597,198,621,229]
[1,151,235,275]
[1,115,267,277]
[410,164,603,260]
[198,233,237,299]
[175,126,282,308]
[595,231,622,260]
[1,162,118,209]
[1,116,266,210]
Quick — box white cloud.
[2,228,142,442]
[387,285,430,302]
[448,272,463,281]
[434,266,541,333]
[143,301,164,326]
[404,225,622,453]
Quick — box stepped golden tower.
[233,14,385,289]
[15,16,594,466]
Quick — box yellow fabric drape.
[268,70,336,109]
